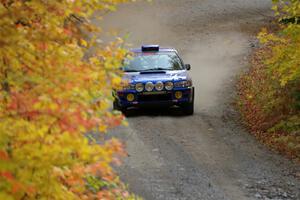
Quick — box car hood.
[124,70,189,83]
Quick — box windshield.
[123,52,184,72]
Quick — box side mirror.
[185,64,191,70]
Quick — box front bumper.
[115,87,194,108]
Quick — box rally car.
[113,45,194,115]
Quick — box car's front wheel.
[182,102,194,115]
[113,99,121,111]
[182,88,194,115]
[113,99,129,116]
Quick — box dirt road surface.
[96,0,300,199]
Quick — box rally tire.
[113,99,129,116]
[113,99,121,111]
[182,88,194,115]
[183,101,194,115]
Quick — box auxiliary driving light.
[175,91,183,99]
[135,83,144,92]
[126,93,135,102]
[155,81,164,91]
[165,81,174,90]
[145,82,154,92]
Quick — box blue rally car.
[113,45,194,115]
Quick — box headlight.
[174,80,192,88]
[165,81,174,90]
[155,81,164,91]
[145,82,154,92]
[135,83,144,92]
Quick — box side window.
[174,53,185,70]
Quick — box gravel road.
[97,0,300,199]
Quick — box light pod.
[165,81,174,91]
[135,83,144,92]
[145,82,154,92]
[155,81,164,91]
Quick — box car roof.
[130,47,178,54]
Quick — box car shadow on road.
[124,107,190,118]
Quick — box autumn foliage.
[0,0,138,199]
[238,0,300,160]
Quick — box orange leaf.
[1,171,14,181]
[0,150,9,160]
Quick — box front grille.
[138,93,172,102]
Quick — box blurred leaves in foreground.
[0,0,140,199]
